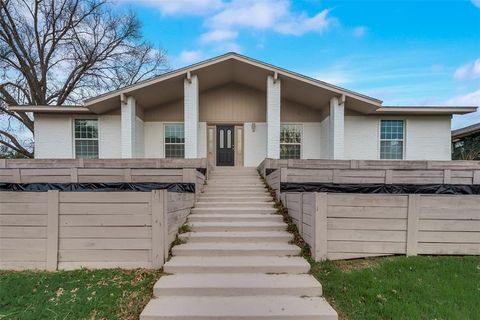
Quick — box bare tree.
[0,0,168,157]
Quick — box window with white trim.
[164,124,184,158]
[380,120,404,160]
[74,119,98,159]
[280,124,302,159]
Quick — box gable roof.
[84,52,382,108]
[8,52,478,116]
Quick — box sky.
[114,0,480,129]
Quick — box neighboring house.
[452,122,480,160]
[10,53,477,166]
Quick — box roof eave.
[374,106,478,115]
[8,105,94,114]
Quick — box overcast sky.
[114,0,480,129]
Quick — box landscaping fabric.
[280,182,480,194]
[0,182,195,193]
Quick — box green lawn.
[0,268,161,320]
[310,256,480,320]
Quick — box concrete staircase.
[140,167,337,320]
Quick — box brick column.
[267,75,281,159]
[184,74,199,158]
[329,96,344,159]
[121,95,136,158]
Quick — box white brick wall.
[406,116,451,160]
[319,117,330,159]
[266,75,281,159]
[198,122,207,158]
[144,122,164,158]
[134,116,144,158]
[99,115,121,158]
[344,115,452,160]
[184,75,199,158]
[344,116,378,160]
[244,122,267,167]
[34,114,73,158]
[302,122,322,159]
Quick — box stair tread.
[173,242,299,251]
[191,221,286,227]
[164,255,309,268]
[154,273,321,290]
[141,296,337,319]
[181,231,293,238]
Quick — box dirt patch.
[333,257,389,272]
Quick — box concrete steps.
[188,213,282,222]
[198,196,272,202]
[190,221,287,232]
[153,273,322,297]
[172,242,300,256]
[163,256,311,273]
[179,231,293,243]
[194,201,274,208]
[141,296,337,320]
[201,192,272,197]
[191,207,277,214]
[140,167,337,320]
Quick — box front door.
[216,125,234,166]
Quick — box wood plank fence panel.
[1,188,194,271]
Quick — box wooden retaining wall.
[282,192,480,261]
[0,190,194,270]
[258,159,480,184]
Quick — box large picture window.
[280,124,302,159]
[74,119,98,159]
[380,120,404,160]
[165,124,185,158]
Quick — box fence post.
[70,167,78,183]
[151,190,167,268]
[406,194,420,256]
[473,170,480,184]
[314,192,328,262]
[385,169,393,184]
[46,190,59,271]
[443,169,451,184]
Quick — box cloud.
[200,29,238,43]
[314,70,352,85]
[446,88,480,129]
[472,0,480,8]
[117,0,223,16]
[202,0,335,43]
[178,50,203,64]
[453,58,480,80]
[352,26,367,37]
[446,88,480,106]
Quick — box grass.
[310,256,480,320]
[0,268,162,320]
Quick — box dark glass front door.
[216,125,234,166]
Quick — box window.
[380,120,404,160]
[74,119,98,159]
[165,124,184,158]
[280,124,302,159]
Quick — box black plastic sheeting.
[196,167,207,176]
[265,168,276,176]
[280,182,480,195]
[0,183,195,193]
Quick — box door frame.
[207,123,244,167]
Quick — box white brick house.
[11,53,477,166]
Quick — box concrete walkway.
[141,167,337,319]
